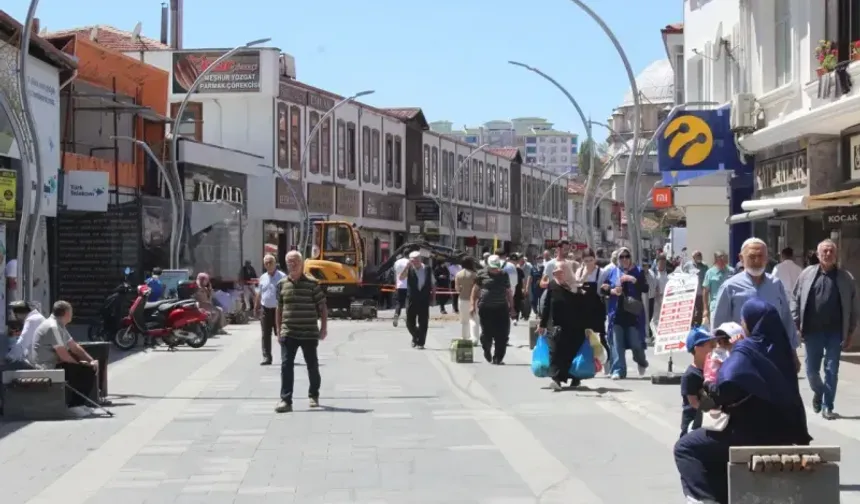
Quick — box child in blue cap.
[680,327,717,437]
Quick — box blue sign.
[657,106,750,174]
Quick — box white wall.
[674,185,730,260]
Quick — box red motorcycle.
[114,285,209,351]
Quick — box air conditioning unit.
[729,92,756,133]
[279,53,296,79]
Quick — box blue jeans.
[804,332,842,410]
[610,324,648,378]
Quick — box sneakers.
[393,318,399,327]
[549,380,563,392]
[822,408,836,420]
[260,358,272,366]
[274,400,292,413]
[309,397,320,408]
[638,365,648,377]
[610,373,621,381]
[812,393,822,414]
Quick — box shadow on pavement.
[305,405,373,414]
[111,393,437,402]
[539,385,631,394]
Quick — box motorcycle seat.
[144,300,171,310]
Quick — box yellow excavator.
[304,220,466,319]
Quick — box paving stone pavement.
[3,319,860,503]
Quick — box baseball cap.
[487,255,502,269]
[686,327,716,353]
[714,322,744,340]
[408,251,421,259]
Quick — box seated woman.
[195,272,227,334]
[674,298,811,504]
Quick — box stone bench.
[2,369,68,420]
[728,445,840,503]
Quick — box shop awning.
[729,187,860,224]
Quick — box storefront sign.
[487,213,498,233]
[337,187,360,217]
[275,178,301,210]
[652,187,673,208]
[63,170,108,212]
[0,170,16,220]
[181,163,247,207]
[850,134,860,181]
[278,83,336,111]
[472,210,488,232]
[307,183,334,214]
[754,150,808,197]
[823,207,860,230]
[172,50,261,94]
[414,199,439,221]
[363,192,403,221]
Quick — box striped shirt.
[278,275,326,340]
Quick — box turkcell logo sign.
[657,107,751,173]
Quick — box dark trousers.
[478,304,510,362]
[647,297,655,339]
[406,300,430,346]
[549,323,586,384]
[279,337,321,403]
[393,289,408,317]
[692,295,704,328]
[513,291,524,321]
[261,307,276,360]
[58,362,98,407]
[452,294,459,313]
[675,429,731,504]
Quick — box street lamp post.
[507,61,595,248]
[566,0,642,260]
[111,136,180,269]
[583,120,631,246]
[170,37,271,267]
[293,90,375,253]
[17,0,44,303]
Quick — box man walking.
[701,251,734,330]
[275,251,327,413]
[792,239,858,419]
[774,247,803,295]
[256,254,285,365]
[712,238,800,371]
[684,250,709,327]
[241,259,258,312]
[399,251,434,349]
[392,254,410,327]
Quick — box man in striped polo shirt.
[275,250,328,413]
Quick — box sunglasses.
[619,254,631,259]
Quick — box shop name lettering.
[755,152,807,191]
[27,77,56,107]
[827,213,859,224]
[69,184,103,197]
[193,181,244,204]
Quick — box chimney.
[160,3,168,45]
[169,0,178,49]
[175,0,183,49]
[31,18,40,35]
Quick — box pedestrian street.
[3,318,860,503]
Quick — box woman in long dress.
[538,258,588,391]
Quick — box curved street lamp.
[111,136,180,269]
[18,0,44,303]
[507,60,596,248]
[170,37,271,268]
[566,0,642,260]
[294,89,375,253]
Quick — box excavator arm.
[361,241,467,285]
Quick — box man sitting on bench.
[4,301,46,370]
[31,301,98,407]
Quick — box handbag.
[701,394,750,431]
[621,294,644,316]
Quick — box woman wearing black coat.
[538,259,587,391]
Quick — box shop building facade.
[519,160,569,253]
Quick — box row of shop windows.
[522,174,566,219]
[423,145,510,209]
[279,103,404,187]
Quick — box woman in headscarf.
[674,298,810,504]
[538,253,587,390]
[577,248,608,365]
[195,272,226,334]
[602,247,649,379]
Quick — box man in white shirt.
[480,252,490,268]
[773,247,803,295]
[498,250,519,322]
[392,255,410,327]
[4,301,45,368]
[447,262,463,314]
[255,254,286,366]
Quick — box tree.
[577,138,608,179]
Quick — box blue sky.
[6,0,682,139]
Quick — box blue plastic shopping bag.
[569,338,596,379]
[531,335,551,378]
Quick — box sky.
[5,0,683,139]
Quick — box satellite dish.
[89,25,98,41]
[131,22,142,40]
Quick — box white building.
[688,1,857,270]
[430,118,578,175]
